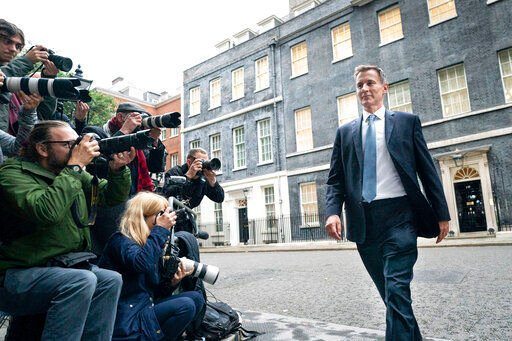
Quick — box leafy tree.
[86,90,116,126]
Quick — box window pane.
[209,134,222,170]
[499,48,512,103]
[378,6,404,45]
[438,64,471,116]
[232,68,244,100]
[388,81,413,113]
[255,56,269,91]
[233,127,246,168]
[257,119,272,163]
[332,22,352,61]
[337,93,359,125]
[294,107,313,151]
[428,0,457,25]
[189,87,200,116]
[291,42,308,77]
[209,78,221,108]
[170,153,179,167]
[190,140,201,149]
[300,182,318,225]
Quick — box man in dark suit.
[325,65,450,340]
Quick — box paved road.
[201,245,512,341]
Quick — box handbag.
[47,252,97,270]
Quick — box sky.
[2,0,289,95]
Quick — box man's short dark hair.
[20,121,70,161]
[354,65,387,84]
[0,19,25,47]
[187,148,207,160]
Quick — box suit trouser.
[357,196,422,341]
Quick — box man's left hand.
[41,60,59,77]
[74,101,90,122]
[436,221,450,244]
[203,168,217,187]
[17,91,43,112]
[109,147,136,172]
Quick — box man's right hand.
[325,215,343,240]
[185,158,204,180]
[25,45,50,64]
[67,134,100,168]
[119,113,142,134]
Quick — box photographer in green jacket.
[0,120,133,340]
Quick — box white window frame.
[209,78,221,109]
[231,67,245,101]
[170,127,179,137]
[214,202,223,232]
[498,48,512,103]
[291,41,308,78]
[263,186,276,231]
[160,129,167,141]
[170,153,179,167]
[337,93,359,126]
[189,87,200,116]
[427,0,457,26]
[255,56,269,92]
[437,64,471,117]
[209,133,222,172]
[294,107,313,152]
[378,5,404,46]
[387,80,413,113]
[190,139,201,149]
[233,126,246,169]
[257,118,273,164]
[299,182,319,227]
[331,22,353,62]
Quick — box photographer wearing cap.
[0,19,58,134]
[165,148,224,210]
[0,120,133,340]
[101,102,160,194]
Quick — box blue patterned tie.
[362,114,377,202]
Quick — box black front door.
[238,207,249,244]
[454,180,487,232]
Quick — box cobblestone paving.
[202,246,512,341]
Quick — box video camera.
[160,197,219,287]
[0,77,91,103]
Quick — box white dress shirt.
[361,106,406,200]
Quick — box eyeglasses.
[0,33,24,52]
[43,140,77,149]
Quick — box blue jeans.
[0,265,122,341]
[154,291,205,340]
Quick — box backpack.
[191,300,261,340]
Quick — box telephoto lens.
[141,112,181,129]
[201,158,221,171]
[180,257,220,285]
[98,130,155,155]
[48,50,73,72]
[1,77,82,101]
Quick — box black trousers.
[357,196,422,341]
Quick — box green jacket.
[0,158,131,272]
[0,56,57,131]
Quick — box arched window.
[454,166,479,181]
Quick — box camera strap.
[87,175,99,226]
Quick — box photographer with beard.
[0,120,133,340]
[0,19,58,134]
[99,191,205,341]
[165,148,224,210]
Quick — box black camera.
[0,77,90,102]
[201,158,221,171]
[77,129,156,178]
[48,49,73,72]
[140,112,181,129]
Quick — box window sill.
[232,166,247,172]
[290,72,308,80]
[487,0,501,3]
[188,113,200,117]
[379,36,404,48]
[230,96,244,102]
[208,105,221,111]
[299,224,320,229]
[428,15,458,28]
[332,55,353,64]
[257,160,273,166]
[254,86,269,93]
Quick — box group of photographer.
[0,17,225,341]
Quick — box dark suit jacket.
[326,110,450,243]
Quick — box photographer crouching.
[0,120,133,340]
[164,148,224,233]
[99,192,205,340]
